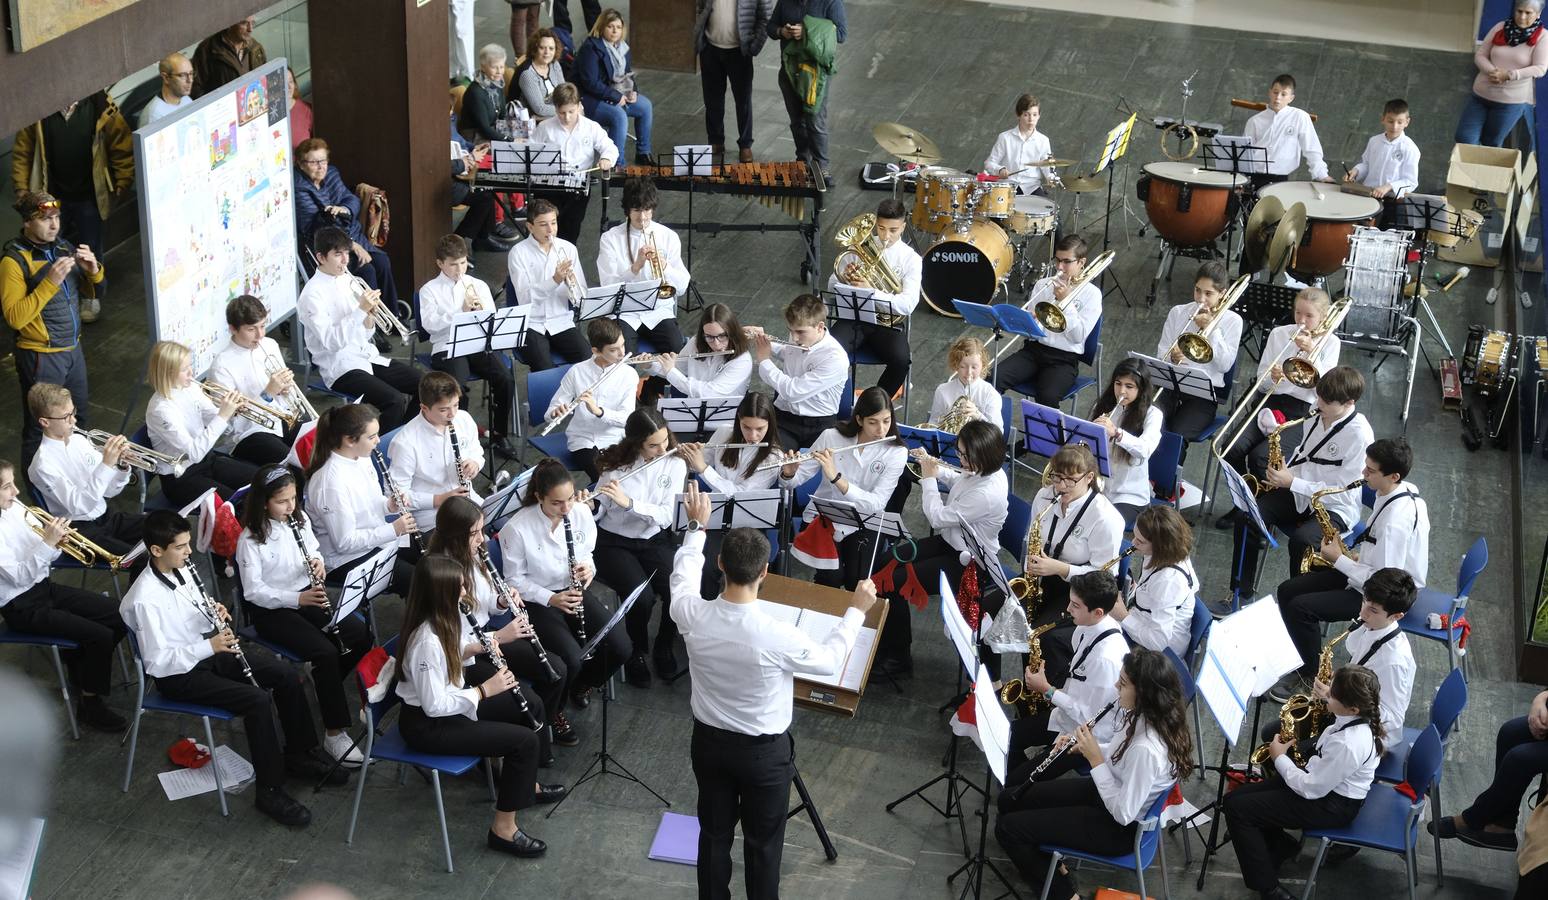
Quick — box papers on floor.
[648,811,699,865]
[0,817,44,900]
[158,745,255,801]
[761,603,875,692]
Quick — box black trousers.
[1224,779,1362,893]
[1001,728,1085,797]
[777,412,836,452]
[535,189,589,245]
[1154,389,1220,444]
[1231,489,1342,592]
[78,509,146,557]
[432,350,514,435]
[246,603,372,731]
[878,534,963,662]
[700,44,756,150]
[595,529,678,656]
[465,653,552,758]
[551,0,600,34]
[452,183,498,242]
[814,529,879,593]
[994,776,1137,899]
[521,327,590,372]
[619,318,688,357]
[1,579,126,695]
[1275,569,1361,676]
[691,722,795,900]
[161,453,262,507]
[397,697,539,813]
[570,447,601,483]
[831,320,910,397]
[1463,716,1548,830]
[16,344,89,477]
[330,360,423,433]
[993,343,1080,408]
[155,647,316,788]
[1219,393,1309,483]
[527,593,628,697]
[326,546,418,605]
[232,431,291,467]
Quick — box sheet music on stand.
[1018,399,1112,476]
[898,424,963,467]
[672,144,715,176]
[671,488,782,531]
[489,141,583,189]
[957,510,1012,600]
[1197,596,1304,740]
[577,280,661,327]
[1393,193,1456,237]
[336,544,398,627]
[658,395,741,434]
[1095,114,1136,175]
[1201,135,1268,175]
[826,284,895,328]
[1220,463,1277,548]
[436,304,531,357]
[482,466,534,527]
[580,577,650,660]
[1128,350,1221,403]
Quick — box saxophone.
[1299,480,1365,574]
[1308,620,1360,735]
[999,621,1061,707]
[1250,620,1358,765]
[1244,414,1309,496]
[1006,468,1057,603]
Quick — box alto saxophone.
[1244,414,1309,496]
[1006,468,1057,603]
[1250,620,1358,766]
[999,621,1061,707]
[1299,480,1365,574]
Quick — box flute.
[477,544,561,683]
[753,437,899,473]
[743,329,811,352]
[630,442,768,480]
[187,564,259,687]
[459,595,541,730]
[536,356,649,436]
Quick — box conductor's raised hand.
[684,481,712,527]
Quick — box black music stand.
[1237,281,1300,359]
[480,464,533,531]
[657,395,741,437]
[577,280,660,328]
[546,578,669,816]
[1221,460,1278,610]
[441,305,531,454]
[1017,399,1111,476]
[1199,139,1269,266]
[671,144,715,270]
[311,545,399,790]
[811,498,912,577]
[898,424,964,468]
[1094,114,1137,307]
[489,141,572,190]
[1128,350,1222,405]
[1394,193,1463,361]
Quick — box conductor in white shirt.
[671,482,877,900]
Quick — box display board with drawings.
[133,58,297,376]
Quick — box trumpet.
[263,352,317,422]
[905,448,967,479]
[72,427,188,477]
[646,230,676,300]
[536,356,648,436]
[753,437,900,473]
[200,381,300,431]
[1166,275,1250,366]
[22,505,124,569]
[347,275,412,342]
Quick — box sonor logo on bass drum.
[931,252,981,263]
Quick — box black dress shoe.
[635,152,655,167]
[372,331,393,353]
[534,783,568,805]
[78,696,128,732]
[1457,824,1519,851]
[878,655,914,677]
[539,752,556,769]
[256,786,313,827]
[1261,888,1296,900]
[285,748,349,785]
[552,712,579,747]
[1428,816,1458,839]
[488,435,520,458]
[1323,843,1361,866]
[488,828,547,857]
[624,654,652,688]
[653,647,679,679]
[493,220,522,241]
[1214,509,1239,530]
[571,687,591,709]
[1205,596,1237,619]
[473,235,517,253]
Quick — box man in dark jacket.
[192,16,268,99]
[696,0,775,163]
[767,0,846,185]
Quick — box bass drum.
[920,221,1013,317]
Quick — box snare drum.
[912,166,960,233]
[1006,195,1058,235]
[920,220,1013,314]
[1138,161,1246,247]
[975,181,1016,218]
[1259,181,1382,279]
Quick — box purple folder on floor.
[648,811,700,865]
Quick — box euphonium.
[1243,415,1309,496]
[1033,250,1116,333]
[999,621,1061,707]
[1250,621,1358,765]
[1170,274,1250,365]
[646,229,677,300]
[23,505,124,569]
[1299,480,1365,574]
[835,213,905,296]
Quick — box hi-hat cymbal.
[1267,202,1307,279]
[872,122,942,162]
[1061,174,1107,193]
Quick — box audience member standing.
[1457,1,1547,148]
[553,0,602,38]
[508,0,544,65]
[192,16,268,99]
[767,0,846,187]
[140,53,196,126]
[695,0,775,163]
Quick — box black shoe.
[1267,672,1309,704]
[1323,843,1361,866]
[635,152,655,167]
[77,695,128,732]
[285,748,349,785]
[552,712,579,747]
[1457,825,1519,851]
[473,235,517,253]
[372,331,393,353]
[488,828,547,857]
[1205,596,1237,619]
[624,654,652,688]
[493,220,522,241]
[878,655,914,677]
[255,785,312,827]
[1428,816,1458,839]
[1261,888,1296,900]
[534,783,568,805]
[571,687,591,709]
[653,646,679,680]
[822,171,834,189]
[1214,510,1239,530]
[539,752,556,769]
[1267,831,1304,868]
[489,434,520,458]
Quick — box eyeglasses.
[40,410,77,420]
[1050,472,1086,485]
[170,70,194,79]
[1053,256,1080,266]
[702,331,730,343]
[300,158,328,167]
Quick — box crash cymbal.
[1243,195,1285,255]
[1267,201,1307,279]
[1061,173,1108,193]
[872,122,942,162]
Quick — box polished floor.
[0,0,1536,898]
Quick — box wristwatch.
[686,520,702,533]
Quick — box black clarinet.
[186,564,259,687]
[288,514,344,652]
[447,421,473,494]
[478,544,561,684]
[562,515,592,660]
[460,597,541,730]
[371,448,424,552]
[1008,700,1118,803]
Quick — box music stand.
[671,488,782,532]
[809,498,912,576]
[1018,399,1111,476]
[481,465,533,531]
[1393,193,1462,360]
[953,299,1045,386]
[1128,350,1221,405]
[827,284,892,326]
[438,305,531,448]
[489,141,572,189]
[898,424,963,468]
[1220,462,1278,610]
[1199,138,1269,265]
[546,577,668,816]
[1094,114,1137,307]
[671,144,715,269]
[1237,282,1300,359]
[577,279,661,328]
[657,395,742,437]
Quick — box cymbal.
[1033,158,1077,168]
[1061,174,1108,193]
[1243,195,1285,255]
[872,122,942,162]
[1267,202,1307,279]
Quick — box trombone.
[73,427,187,477]
[1165,274,1250,365]
[347,275,412,342]
[646,230,677,300]
[200,381,300,431]
[990,250,1117,365]
[23,505,124,569]
[262,352,317,422]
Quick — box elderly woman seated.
[293,137,398,306]
[460,43,515,143]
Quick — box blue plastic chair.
[1148,431,1184,508]
[1300,726,1444,900]
[120,630,239,816]
[0,627,83,739]
[523,364,580,471]
[998,494,1033,588]
[1399,537,1485,678]
[1182,596,1212,774]
[345,635,496,873]
[1375,668,1467,883]
[1037,778,1174,900]
[838,370,855,422]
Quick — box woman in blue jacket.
[574,9,653,166]
[293,137,398,305]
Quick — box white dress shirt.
[28,432,130,521]
[0,506,59,606]
[208,336,293,446]
[1350,133,1419,197]
[785,430,908,542]
[929,376,1002,428]
[1245,106,1328,180]
[507,236,586,335]
[548,357,639,452]
[1336,484,1429,590]
[1343,621,1416,740]
[826,238,923,317]
[1028,277,1101,355]
[417,271,495,348]
[146,386,234,473]
[307,452,398,569]
[396,621,482,720]
[1047,617,1128,742]
[920,467,1008,559]
[984,126,1054,194]
[595,455,690,539]
[669,529,865,735]
[1284,410,1373,522]
[1121,558,1197,657]
[499,503,597,607]
[597,223,690,328]
[1258,322,1341,405]
[758,331,849,420]
[532,114,619,169]
[387,411,486,525]
[1274,714,1379,800]
[236,517,321,610]
[298,269,387,387]
[696,424,782,495]
[653,339,753,399]
[1155,303,1243,390]
[1090,715,1177,826]
[1030,486,1125,579]
[1102,405,1164,509]
[120,565,220,678]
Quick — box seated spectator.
[287,67,313,147]
[449,113,512,251]
[141,53,195,126]
[575,9,654,166]
[460,44,513,143]
[1430,688,1548,853]
[192,15,267,99]
[293,138,398,307]
[513,29,567,120]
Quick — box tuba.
[1299,480,1365,574]
[1251,621,1358,765]
[835,213,905,326]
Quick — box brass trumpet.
[646,230,676,300]
[1169,274,1250,365]
[347,275,412,342]
[200,381,300,431]
[72,427,187,477]
[23,505,124,569]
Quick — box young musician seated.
[305,404,419,583]
[1111,507,1197,658]
[26,382,144,555]
[498,459,630,710]
[984,93,1058,197]
[996,649,1193,900]
[749,293,849,450]
[531,82,618,244]
[236,465,371,765]
[387,371,485,537]
[670,481,878,900]
[145,339,262,506]
[826,198,922,399]
[209,294,303,465]
[544,317,638,481]
[1006,571,1129,773]
[1153,261,1242,445]
[507,198,591,371]
[930,337,1003,430]
[431,496,574,754]
[650,302,754,401]
[779,387,908,591]
[0,457,129,732]
[1343,98,1419,228]
[418,234,517,456]
[992,235,1102,407]
[884,420,1009,676]
[591,407,687,687]
[1225,666,1385,900]
[1294,569,1416,750]
[595,176,689,355]
[1244,73,1330,187]
[1091,359,1163,528]
[1022,444,1125,653]
[1272,437,1429,690]
[395,554,565,859]
[121,510,344,827]
[1223,366,1373,608]
[298,226,422,432]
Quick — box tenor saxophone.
[1299,480,1365,574]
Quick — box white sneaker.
[79,296,100,323]
[324,731,364,767]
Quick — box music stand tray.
[1018,399,1112,476]
[898,424,964,468]
[657,396,742,435]
[1128,350,1221,403]
[759,574,887,716]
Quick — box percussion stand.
[1099,167,1136,308]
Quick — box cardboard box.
[1439,144,1521,268]
[1515,152,1541,273]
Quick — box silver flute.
[478,544,561,683]
[371,449,424,552]
[743,329,811,352]
[459,596,541,730]
[753,437,899,472]
[562,515,591,660]
[186,564,259,687]
[630,442,768,480]
[447,421,474,494]
[536,357,648,436]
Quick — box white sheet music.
[0,818,43,900]
[156,745,255,800]
[759,603,874,692]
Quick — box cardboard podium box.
[1438,144,1521,268]
[760,574,887,717]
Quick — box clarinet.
[289,514,344,651]
[562,514,592,660]
[478,544,561,684]
[1008,700,1118,802]
[447,421,473,494]
[459,596,542,730]
[372,449,425,552]
[186,564,260,687]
